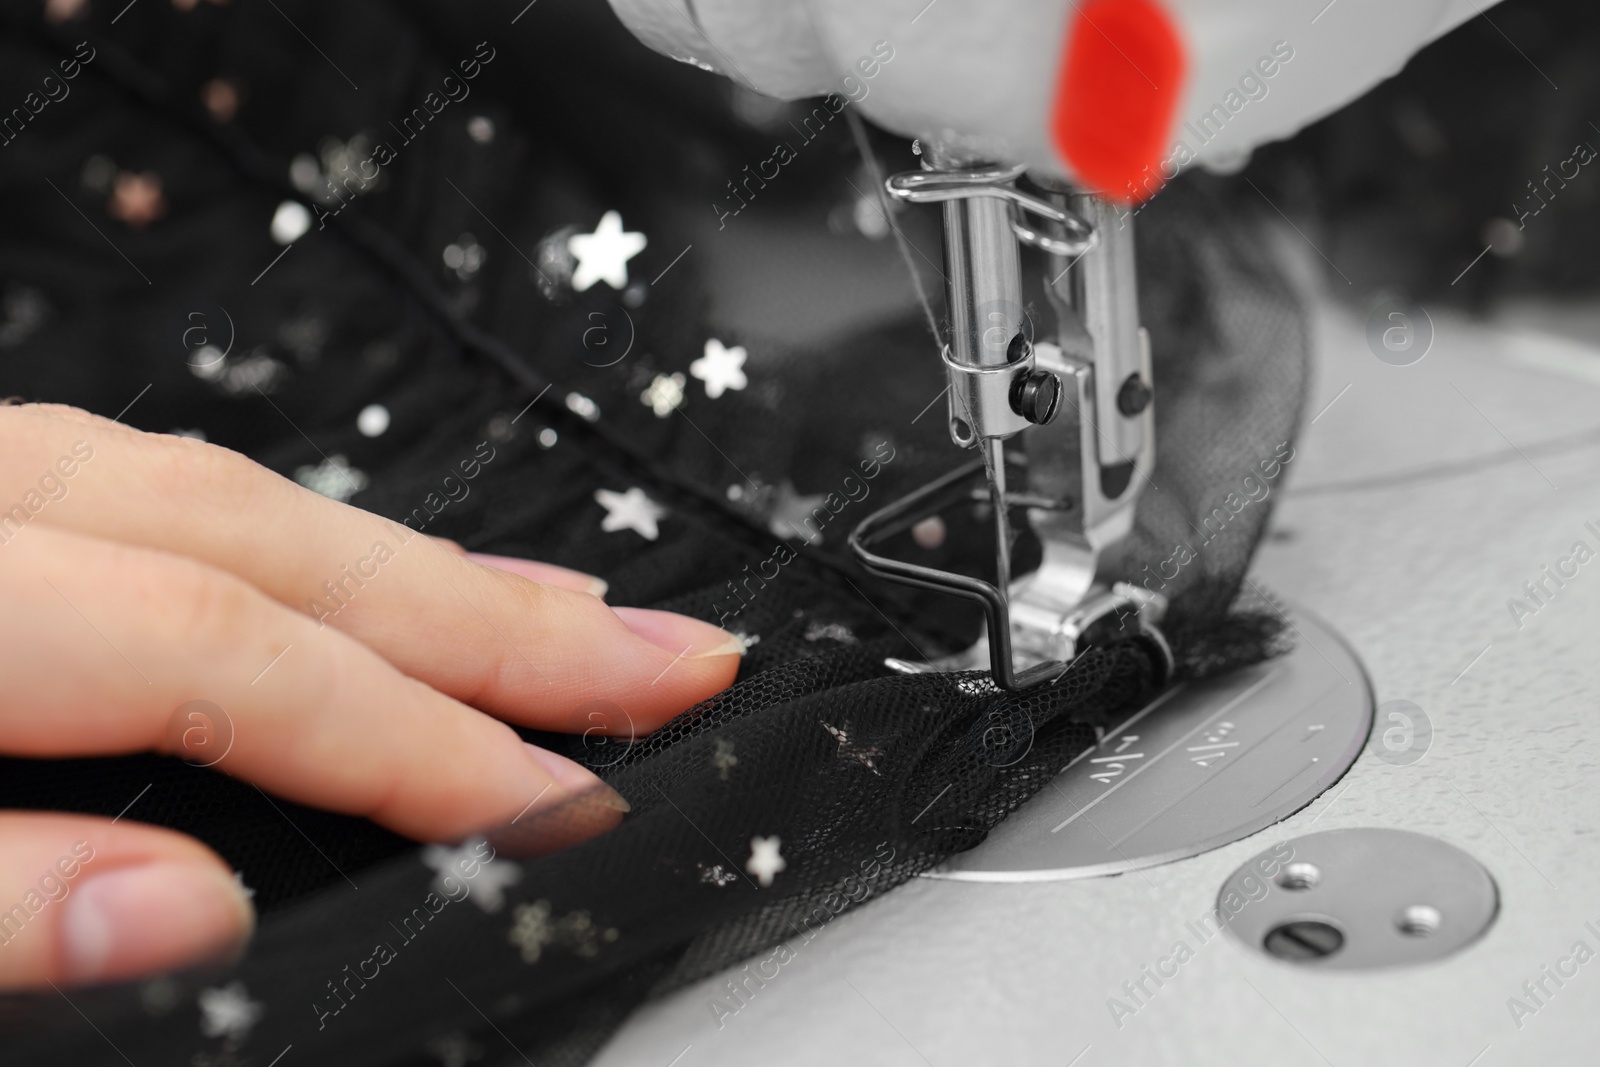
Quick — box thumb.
[0,813,254,992]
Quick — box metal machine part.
[928,604,1371,881]
[1217,828,1499,969]
[850,150,1161,689]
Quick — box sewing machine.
[607,0,1497,690]
[588,4,1596,1063]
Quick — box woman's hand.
[0,403,742,991]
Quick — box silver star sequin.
[821,721,882,775]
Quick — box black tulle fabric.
[0,0,1347,1062]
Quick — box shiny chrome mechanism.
[850,151,1170,689]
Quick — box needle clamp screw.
[1010,369,1062,426]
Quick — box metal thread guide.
[850,148,1172,690]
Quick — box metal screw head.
[1263,920,1345,961]
[1010,370,1061,425]
[1276,862,1322,891]
[1116,374,1152,416]
[1006,332,1032,364]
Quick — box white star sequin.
[566,211,647,292]
[422,839,521,913]
[746,835,786,887]
[197,982,262,1042]
[690,339,748,399]
[595,487,666,541]
[767,481,829,544]
[640,372,686,417]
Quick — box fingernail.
[61,863,254,985]
[468,553,608,599]
[488,749,632,858]
[611,606,745,660]
[524,744,630,812]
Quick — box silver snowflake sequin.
[821,721,882,775]
[507,901,553,963]
[805,622,858,645]
[698,863,738,886]
[219,352,287,396]
[640,372,686,417]
[190,348,288,397]
[594,487,666,540]
[690,339,749,399]
[140,976,181,1016]
[295,454,368,502]
[712,738,738,781]
[0,285,49,349]
[288,135,384,206]
[428,1032,484,1067]
[507,901,618,964]
[532,225,577,300]
[746,836,786,888]
[188,345,227,380]
[278,315,327,363]
[567,211,647,292]
[197,982,262,1042]
[565,391,601,422]
[443,233,487,281]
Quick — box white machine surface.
[594,289,1600,1066]
[609,0,1494,190]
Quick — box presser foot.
[849,457,1174,690]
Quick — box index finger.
[0,405,742,734]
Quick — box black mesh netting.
[0,0,1309,1063]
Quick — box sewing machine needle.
[988,437,1012,596]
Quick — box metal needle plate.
[927,605,1372,882]
[1219,828,1499,968]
